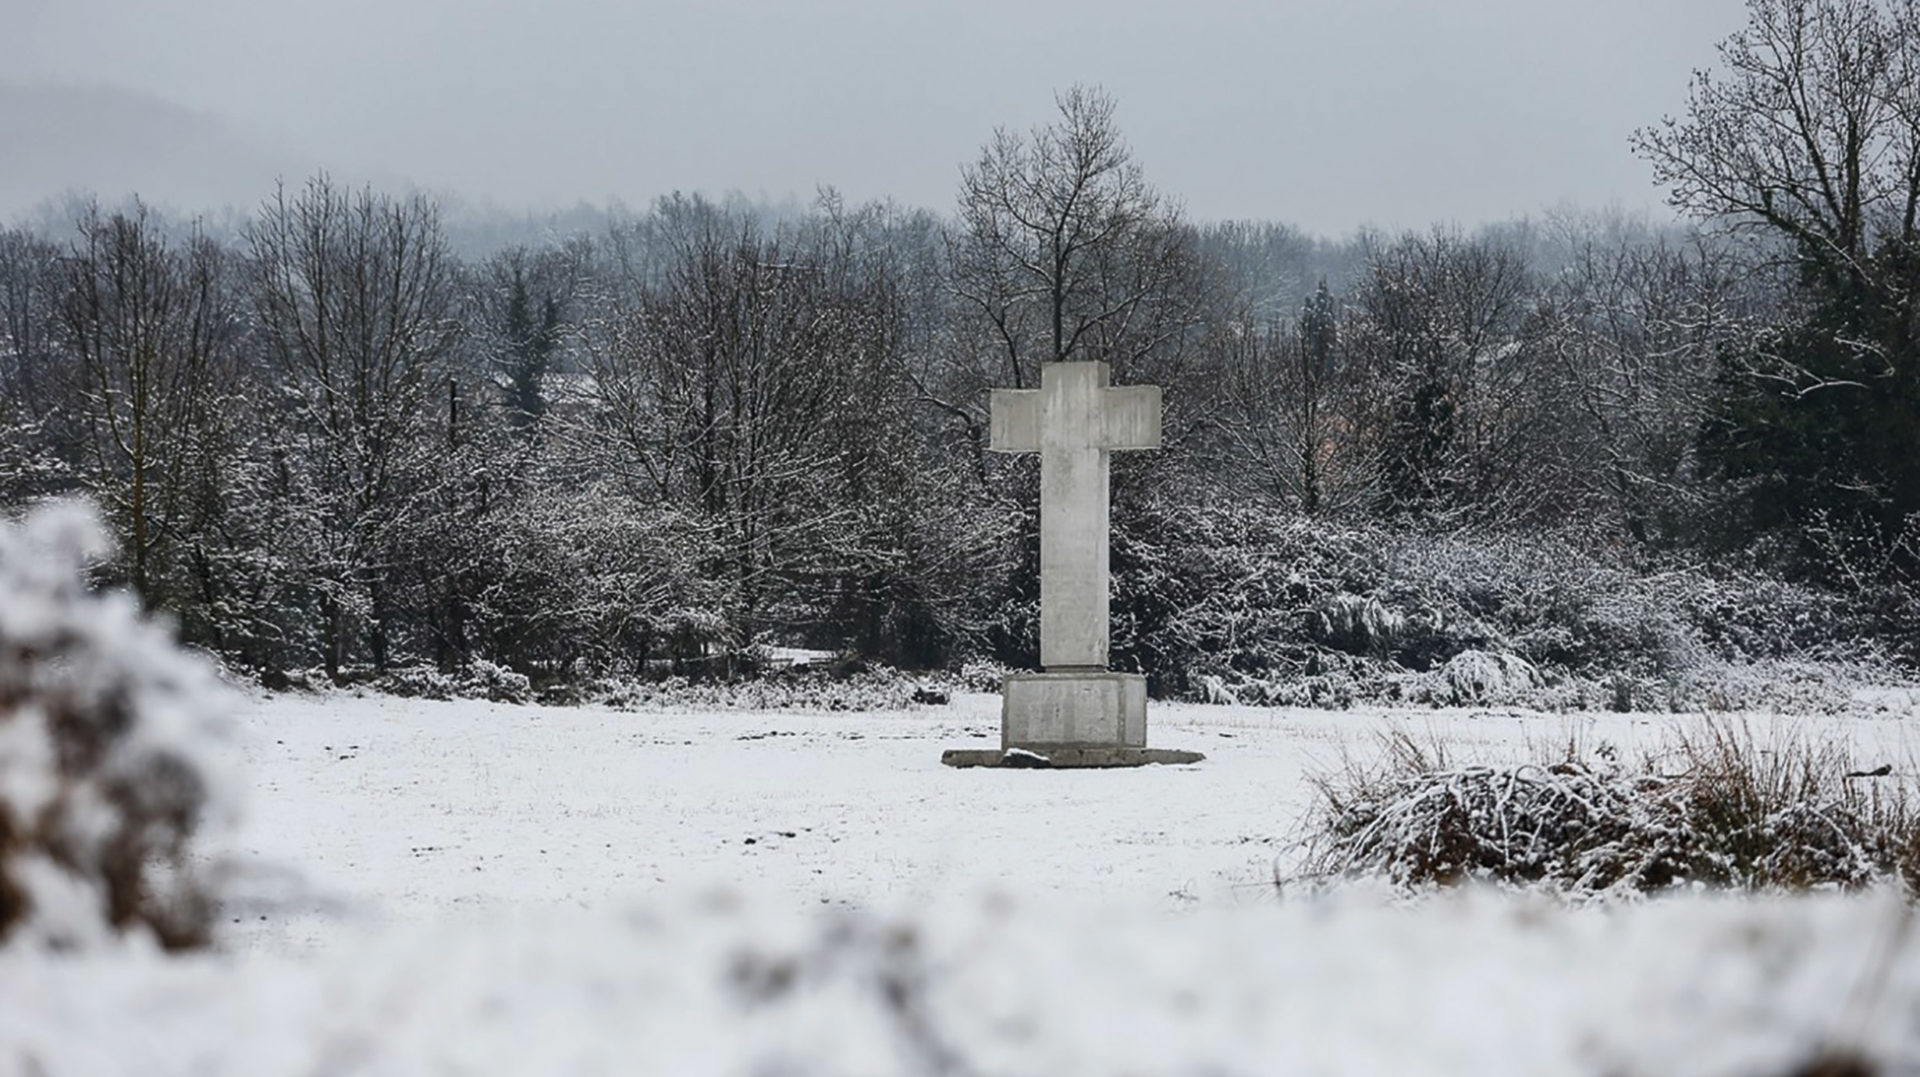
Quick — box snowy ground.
[9,692,1920,1075]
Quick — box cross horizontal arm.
[989,388,1042,453]
[1100,385,1161,451]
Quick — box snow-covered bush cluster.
[585,667,949,712]
[0,502,233,950]
[366,659,534,704]
[954,658,1015,693]
[1300,722,1920,897]
[274,654,974,711]
[1110,499,1894,710]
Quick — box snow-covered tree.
[246,176,460,675]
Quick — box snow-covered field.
[9,691,1920,1075]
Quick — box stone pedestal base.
[941,670,1203,769]
[1002,671,1146,749]
[941,746,1205,769]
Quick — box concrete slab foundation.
[941,747,1206,769]
[1002,671,1147,749]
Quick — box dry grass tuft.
[1299,720,1920,897]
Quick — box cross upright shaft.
[989,361,1161,670]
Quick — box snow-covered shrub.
[1312,592,1405,653]
[1439,650,1539,705]
[1110,499,1388,696]
[1679,567,1879,664]
[0,502,234,949]
[1113,497,1892,710]
[585,666,938,712]
[363,659,531,704]
[1377,529,1700,677]
[379,663,458,701]
[1300,722,1920,897]
[1669,660,1863,715]
[461,658,531,704]
[955,659,1013,694]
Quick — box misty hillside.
[0,83,310,220]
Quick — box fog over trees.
[2,0,1916,700]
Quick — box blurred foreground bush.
[0,502,233,950]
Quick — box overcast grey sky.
[7,0,1747,236]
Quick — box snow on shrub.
[1299,721,1920,898]
[1313,591,1405,652]
[461,658,531,703]
[956,658,1015,694]
[587,667,942,712]
[1670,659,1866,715]
[1114,499,1898,711]
[0,501,234,949]
[1439,650,1539,705]
[377,663,459,701]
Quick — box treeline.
[2,2,1919,692]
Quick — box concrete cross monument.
[942,361,1204,769]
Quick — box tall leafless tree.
[59,201,233,606]
[1634,0,1920,303]
[1346,228,1544,520]
[948,85,1202,393]
[247,176,459,674]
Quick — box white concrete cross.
[990,361,1161,671]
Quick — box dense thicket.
[2,2,1917,695]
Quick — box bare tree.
[59,201,233,606]
[0,229,63,427]
[1205,282,1376,514]
[0,227,71,500]
[1346,228,1544,519]
[1538,216,1752,542]
[247,176,459,674]
[948,85,1202,392]
[1633,0,1919,301]
[1634,0,1920,558]
[581,198,904,654]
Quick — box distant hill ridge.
[0,82,313,221]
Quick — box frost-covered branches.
[1634,0,1920,280]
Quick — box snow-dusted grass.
[9,691,1920,1074]
[1301,721,1920,896]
